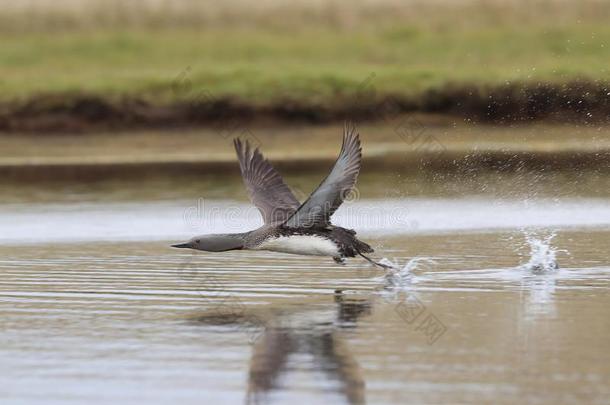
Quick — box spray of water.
[519,231,563,273]
[375,257,436,288]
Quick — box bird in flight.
[172,123,386,267]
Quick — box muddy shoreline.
[1,81,609,133]
[2,148,608,183]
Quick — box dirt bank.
[1,81,609,133]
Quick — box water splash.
[519,231,563,274]
[376,257,436,288]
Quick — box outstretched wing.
[284,123,362,228]
[234,139,300,224]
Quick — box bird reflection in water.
[246,290,370,405]
[190,289,373,405]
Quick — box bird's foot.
[333,256,346,265]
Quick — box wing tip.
[341,121,362,158]
[343,120,360,142]
[233,137,243,156]
[234,137,264,158]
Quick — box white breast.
[255,235,340,257]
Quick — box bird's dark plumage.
[234,138,300,224]
[284,123,362,228]
[173,123,381,266]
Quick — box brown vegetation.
[1,81,609,133]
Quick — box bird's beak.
[171,242,191,249]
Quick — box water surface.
[1,171,609,404]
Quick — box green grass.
[1,22,609,105]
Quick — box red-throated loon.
[172,123,388,267]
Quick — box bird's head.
[171,234,244,252]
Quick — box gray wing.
[284,123,362,228]
[234,139,300,224]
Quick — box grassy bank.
[0,1,609,130]
[2,25,609,102]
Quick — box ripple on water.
[1,230,609,404]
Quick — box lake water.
[1,170,609,404]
